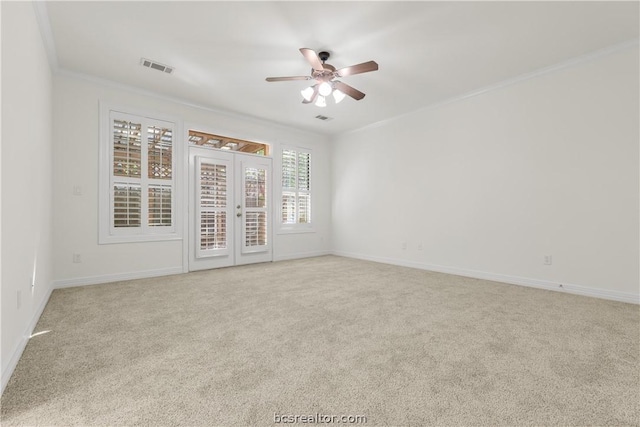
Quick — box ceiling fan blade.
[299,48,324,72]
[335,61,379,78]
[333,81,365,100]
[302,85,319,104]
[266,76,311,82]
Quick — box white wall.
[1,2,54,392]
[52,74,331,286]
[332,46,639,302]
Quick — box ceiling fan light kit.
[332,89,346,104]
[301,85,316,102]
[266,48,378,107]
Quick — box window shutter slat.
[106,111,176,241]
[147,125,173,180]
[199,160,228,251]
[282,149,296,189]
[245,212,267,247]
[297,194,311,224]
[281,148,311,226]
[113,183,141,227]
[113,119,142,177]
[148,185,172,227]
[282,192,296,224]
[200,212,227,250]
[297,152,310,191]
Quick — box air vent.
[140,58,174,74]
[315,115,333,121]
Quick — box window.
[188,130,269,155]
[281,147,311,230]
[99,107,178,243]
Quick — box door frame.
[233,153,273,266]
[182,124,273,272]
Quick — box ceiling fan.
[266,48,378,107]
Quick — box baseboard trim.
[52,255,336,288]
[1,285,54,395]
[53,267,184,289]
[273,250,331,262]
[332,251,639,305]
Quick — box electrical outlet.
[73,253,82,263]
[544,255,552,265]
[401,242,407,250]
[73,185,82,196]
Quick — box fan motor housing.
[311,51,336,81]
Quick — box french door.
[188,146,272,271]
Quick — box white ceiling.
[44,1,639,135]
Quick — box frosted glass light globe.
[315,95,327,107]
[333,89,346,104]
[300,86,315,101]
[318,82,332,97]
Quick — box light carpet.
[1,255,638,426]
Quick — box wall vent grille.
[140,58,174,74]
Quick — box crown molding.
[56,68,327,139]
[31,0,638,140]
[31,0,325,138]
[341,38,640,137]
[32,1,59,73]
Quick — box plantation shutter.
[281,148,311,226]
[243,165,268,251]
[147,123,173,228]
[282,149,297,224]
[297,152,311,224]
[107,111,176,239]
[196,156,231,258]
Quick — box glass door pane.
[196,157,231,258]
[242,165,268,252]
